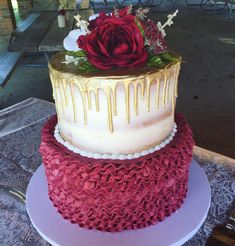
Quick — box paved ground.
[0,2,234,158]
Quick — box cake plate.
[26,159,211,246]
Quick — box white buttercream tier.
[54,123,177,160]
[49,52,181,154]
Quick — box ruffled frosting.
[40,113,194,232]
[54,123,177,160]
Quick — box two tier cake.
[40,7,194,232]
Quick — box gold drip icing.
[70,81,77,123]
[94,89,100,112]
[156,78,160,109]
[81,90,88,125]
[166,77,170,103]
[124,81,131,124]
[87,91,92,110]
[146,77,151,112]
[141,82,145,100]
[133,83,138,116]
[49,56,181,132]
[110,83,117,116]
[63,79,68,106]
[162,75,167,108]
[174,63,180,97]
[58,81,65,113]
[104,87,113,132]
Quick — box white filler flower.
[157,10,178,37]
[74,14,90,34]
[62,55,87,66]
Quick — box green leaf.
[66,50,86,57]
[160,52,177,62]
[147,54,164,67]
[77,60,98,73]
[146,52,179,68]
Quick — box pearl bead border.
[54,123,177,160]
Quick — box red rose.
[88,12,109,31]
[77,14,148,70]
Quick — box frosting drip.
[40,113,194,232]
[49,53,181,132]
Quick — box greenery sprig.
[147,52,177,68]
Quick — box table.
[6,8,93,70]
[0,98,234,245]
[9,11,75,53]
[8,7,95,53]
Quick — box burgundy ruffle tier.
[40,113,194,232]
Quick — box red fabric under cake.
[40,113,194,232]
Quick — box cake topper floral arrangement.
[63,6,178,72]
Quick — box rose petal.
[85,33,101,56]
[97,40,110,57]
[88,55,113,70]
[113,43,129,56]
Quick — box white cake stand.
[26,159,211,246]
